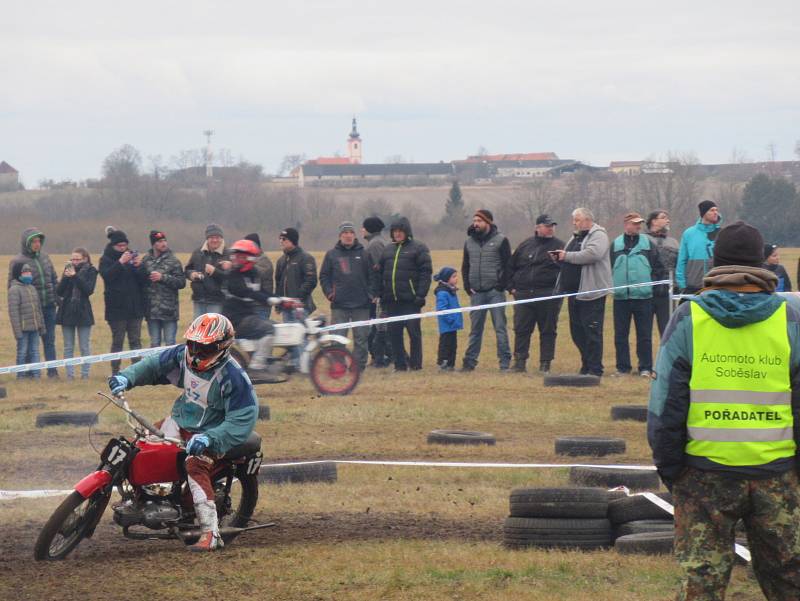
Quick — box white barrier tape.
[0,459,656,502]
[613,486,751,563]
[0,346,174,376]
[320,280,671,332]
[0,280,670,373]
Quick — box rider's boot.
[247,335,274,371]
[189,500,224,552]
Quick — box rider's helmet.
[184,313,235,371]
[230,239,261,272]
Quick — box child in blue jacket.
[433,267,463,370]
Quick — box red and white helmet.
[230,239,261,272]
[184,313,235,371]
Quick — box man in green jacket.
[649,221,800,599]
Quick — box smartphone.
[548,250,560,257]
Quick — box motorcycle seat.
[223,431,262,460]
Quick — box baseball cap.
[624,212,645,224]
[535,214,557,226]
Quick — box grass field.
[1,249,782,600]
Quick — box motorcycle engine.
[113,499,180,529]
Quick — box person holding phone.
[55,248,97,379]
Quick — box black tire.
[35,411,98,428]
[427,430,496,446]
[0,386,6,399]
[259,461,338,485]
[258,405,271,420]
[310,346,360,395]
[503,517,612,550]
[543,374,601,388]
[614,520,674,539]
[34,491,107,560]
[615,531,674,555]
[554,436,626,457]
[509,487,608,519]
[610,405,648,422]
[569,466,661,491]
[607,493,673,524]
[213,470,259,544]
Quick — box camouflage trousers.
[673,467,800,601]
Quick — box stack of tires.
[608,493,674,555]
[503,487,612,550]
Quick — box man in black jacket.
[275,228,317,316]
[320,222,373,370]
[372,217,432,370]
[507,214,564,373]
[184,224,231,319]
[98,227,149,375]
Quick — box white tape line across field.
[0,458,656,501]
[0,280,670,374]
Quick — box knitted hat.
[339,221,356,234]
[433,266,457,282]
[205,223,224,239]
[713,221,764,268]
[106,226,128,245]
[279,227,299,245]
[244,233,262,248]
[764,243,778,260]
[362,216,385,234]
[149,230,166,246]
[698,200,717,218]
[474,209,494,224]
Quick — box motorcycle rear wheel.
[34,491,106,560]
[214,470,259,542]
[309,346,360,395]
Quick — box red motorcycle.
[34,392,268,560]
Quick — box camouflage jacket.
[142,249,186,321]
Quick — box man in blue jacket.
[108,313,258,552]
[676,200,721,295]
[648,222,800,599]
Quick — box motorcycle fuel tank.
[128,441,183,486]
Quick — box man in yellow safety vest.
[648,221,800,600]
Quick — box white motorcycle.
[230,297,360,395]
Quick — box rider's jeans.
[331,307,370,370]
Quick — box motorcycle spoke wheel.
[213,471,258,539]
[310,347,360,395]
[34,491,105,560]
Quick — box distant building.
[609,161,673,175]
[0,161,19,190]
[298,162,454,187]
[454,153,591,179]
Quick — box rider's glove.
[108,375,130,396]
[187,434,210,456]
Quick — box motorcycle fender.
[74,470,112,499]
[319,334,350,347]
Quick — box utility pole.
[203,130,214,178]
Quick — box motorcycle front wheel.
[34,491,108,560]
[309,345,360,395]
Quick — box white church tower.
[347,117,362,164]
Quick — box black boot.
[511,359,526,373]
[539,360,551,373]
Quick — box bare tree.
[766,141,777,163]
[794,140,800,161]
[277,154,306,177]
[514,179,557,224]
[102,144,142,187]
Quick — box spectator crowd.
[5,199,793,379]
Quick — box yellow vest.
[687,301,795,466]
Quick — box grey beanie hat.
[205,223,224,238]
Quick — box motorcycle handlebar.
[128,408,165,440]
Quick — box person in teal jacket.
[675,200,721,294]
[108,313,258,552]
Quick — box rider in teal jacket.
[675,201,722,293]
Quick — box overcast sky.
[2,1,799,186]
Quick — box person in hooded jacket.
[8,227,59,377]
[433,266,463,370]
[319,222,373,371]
[99,227,149,375]
[372,217,432,370]
[55,248,97,379]
[460,209,513,371]
[676,200,722,295]
[648,221,800,599]
[763,243,792,292]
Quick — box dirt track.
[1,509,501,600]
